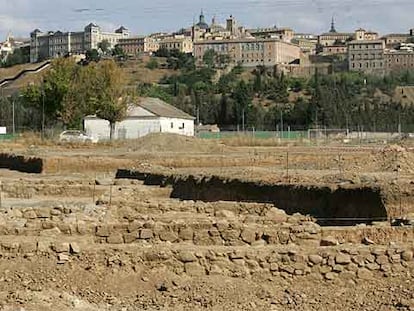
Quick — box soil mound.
[132,133,224,153]
[373,144,414,173]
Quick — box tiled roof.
[133,97,194,120]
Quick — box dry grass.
[121,57,177,85]
[0,63,49,80]
[220,135,308,147]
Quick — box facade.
[30,23,130,63]
[347,40,386,74]
[249,27,294,43]
[84,97,194,140]
[192,13,252,42]
[194,38,301,67]
[321,45,348,56]
[117,36,159,56]
[385,51,414,72]
[159,36,193,54]
[354,29,379,41]
[382,34,410,48]
[291,38,317,55]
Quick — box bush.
[146,58,159,70]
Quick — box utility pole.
[12,99,15,137]
[280,110,284,139]
[398,113,402,135]
[42,87,45,140]
[242,108,245,132]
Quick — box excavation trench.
[0,153,43,174]
[116,169,388,226]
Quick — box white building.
[30,23,129,63]
[84,97,195,140]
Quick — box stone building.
[347,40,385,74]
[248,27,294,43]
[117,36,159,56]
[194,38,301,67]
[317,19,353,47]
[381,33,410,48]
[192,12,251,42]
[385,51,414,72]
[158,36,193,54]
[30,23,129,63]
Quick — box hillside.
[121,56,178,85]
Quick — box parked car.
[59,130,98,144]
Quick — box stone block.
[23,210,37,220]
[366,263,380,271]
[357,268,373,280]
[401,251,413,262]
[308,254,323,265]
[53,242,70,253]
[336,254,351,265]
[70,242,81,254]
[376,255,389,265]
[20,242,37,253]
[123,233,137,244]
[241,228,256,244]
[139,229,153,240]
[96,225,111,237]
[37,241,51,253]
[178,227,194,241]
[177,251,197,263]
[107,234,124,244]
[159,230,178,242]
[185,262,205,276]
[320,237,338,246]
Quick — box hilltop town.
[2,12,414,76]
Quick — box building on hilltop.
[117,36,159,56]
[381,33,411,48]
[385,43,414,73]
[347,40,386,75]
[192,13,252,42]
[194,37,301,68]
[248,27,294,43]
[30,23,130,63]
[158,36,193,54]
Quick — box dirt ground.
[0,133,413,310]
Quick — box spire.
[200,9,205,23]
[330,16,337,33]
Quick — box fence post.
[286,151,290,184]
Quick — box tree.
[98,40,111,54]
[203,49,216,68]
[2,47,30,67]
[86,49,100,62]
[112,45,126,59]
[23,58,78,127]
[146,58,159,70]
[93,61,130,139]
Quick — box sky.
[0,0,414,40]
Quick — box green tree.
[98,40,111,54]
[86,49,100,62]
[22,58,78,126]
[203,49,216,68]
[146,58,159,70]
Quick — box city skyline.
[1,0,414,40]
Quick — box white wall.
[115,118,161,139]
[160,117,194,136]
[85,116,194,140]
[84,118,110,140]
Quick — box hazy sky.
[1,0,413,39]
